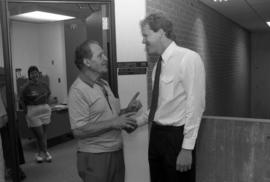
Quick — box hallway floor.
[20,136,82,182]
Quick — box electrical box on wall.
[102,17,109,30]
[117,62,148,75]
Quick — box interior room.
[1,1,119,182]
[1,0,270,182]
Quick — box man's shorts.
[26,104,51,128]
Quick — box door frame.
[0,0,118,181]
[0,1,21,181]
[5,0,118,95]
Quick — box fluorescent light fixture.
[213,0,228,2]
[267,22,270,27]
[11,11,75,23]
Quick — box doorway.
[0,0,117,181]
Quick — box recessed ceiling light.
[267,22,270,27]
[11,11,75,23]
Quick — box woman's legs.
[31,126,47,153]
[27,104,52,162]
[42,124,52,162]
[42,125,47,152]
[31,125,51,162]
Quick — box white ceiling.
[199,0,270,33]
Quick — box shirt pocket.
[160,76,174,100]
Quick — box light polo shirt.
[137,41,205,150]
[68,77,122,153]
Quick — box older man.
[68,40,141,182]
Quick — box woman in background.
[21,66,52,163]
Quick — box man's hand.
[125,92,142,113]
[176,148,192,172]
[123,123,138,133]
[112,112,137,131]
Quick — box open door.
[0,0,117,181]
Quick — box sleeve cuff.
[182,137,196,150]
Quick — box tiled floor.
[20,136,82,182]
[18,125,150,182]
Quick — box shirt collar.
[79,73,95,87]
[161,41,177,64]
[79,73,107,88]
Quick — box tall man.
[68,40,141,182]
[137,13,206,182]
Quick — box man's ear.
[83,58,91,67]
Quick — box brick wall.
[146,0,251,117]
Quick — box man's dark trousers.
[148,123,196,182]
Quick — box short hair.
[140,13,176,40]
[75,40,100,70]
[27,66,39,79]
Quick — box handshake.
[118,92,142,133]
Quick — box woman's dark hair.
[27,66,39,79]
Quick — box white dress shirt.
[137,41,205,150]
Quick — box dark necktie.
[148,57,162,122]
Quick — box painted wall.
[10,21,67,103]
[251,33,270,119]
[115,0,150,182]
[39,22,67,104]
[11,21,40,78]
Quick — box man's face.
[88,43,108,74]
[141,24,162,55]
